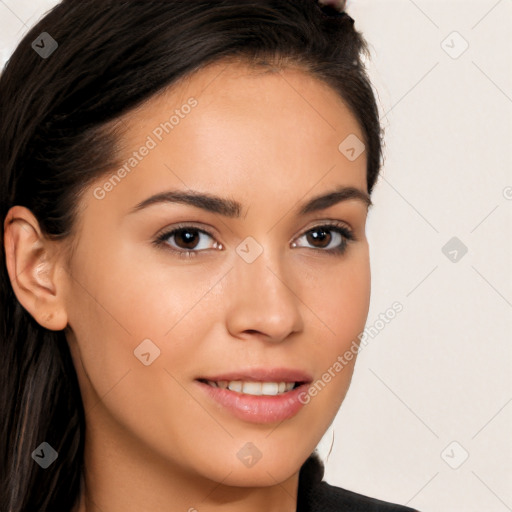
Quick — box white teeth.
[228,380,243,392]
[242,382,281,396]
[206,380,297,395]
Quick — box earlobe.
[3,206,69,331]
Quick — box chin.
[215,462,299,488]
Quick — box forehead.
[127,59,364,139]
[83,59,367,223]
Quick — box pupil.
[308,228,331,248]
[177,229,198,248]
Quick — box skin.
[4,60,371,512]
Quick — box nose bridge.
[225,235,304,340]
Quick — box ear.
[3,205,69,331]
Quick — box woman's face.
[63,61,371,488]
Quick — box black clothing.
[297,453,419,512]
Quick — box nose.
[225,245,304,343]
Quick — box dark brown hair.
[0,1,383,510]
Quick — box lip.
[196,367,313,383]
[195,380,311,424]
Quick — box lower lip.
[195,380,310,424]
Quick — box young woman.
[0,1,420,511]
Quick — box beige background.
[1,1,511,511]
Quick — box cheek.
[335,250,371,335]
[297,245,370,418]
[301,242,371,345]
[64,249,221,461]
[65,240,219,397]
[70,239,214,343]
[63,246,170,397]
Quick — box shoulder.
[305,479,420,512]
[297,452,420,512]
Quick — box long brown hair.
[0,1,383,510]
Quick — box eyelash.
[153,222,356,260]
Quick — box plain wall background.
[1,1,511,511]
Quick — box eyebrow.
[128,185,372,218]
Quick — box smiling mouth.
[197,379,304,396]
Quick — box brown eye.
[173,228,202,249]
[305,227,333,248]
[154,225,219,257]
[292,223,355,255]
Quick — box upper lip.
[197,367,313,383]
